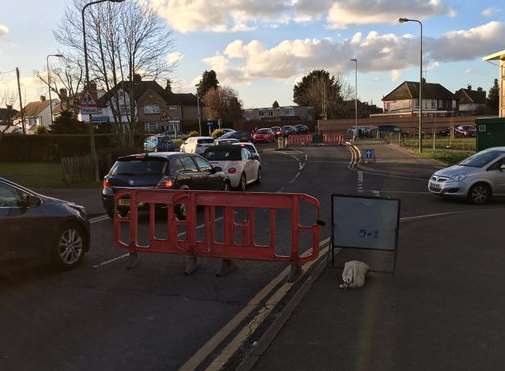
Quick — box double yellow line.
[346,143,362,169]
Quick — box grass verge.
[402,149,474,166]
[0,162,99,188]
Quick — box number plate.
[118,199,130,206]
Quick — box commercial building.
[483,50,505,118]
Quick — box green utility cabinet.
[476,117,505,152]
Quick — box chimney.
[40,95,46,101]
[477,87,483,92]
[467,84,472,91]
[133,74,142,82]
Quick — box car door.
[0,182,44,261]
[179,155,202,189]
[241,148,254,182]
[193,156,222,190]
[487,156,505,194]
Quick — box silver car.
[428,147,505,204]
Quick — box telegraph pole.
[16,68,25,134]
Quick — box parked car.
[102,152,228,218]
[252,128,275,143]
[215,138,240,145]
[271,126,282,138]
[203,145,261,191]
[378,125,400,133]
[222,128,236,134]
[215,130,252,143]
[294,124,309,134]
[144,135,178,152]
[180,136,215,154]
[0,177,90,269]
[437,128,450,136]
[281,125,297,136]
[455,125,476,137]
[428,147,505,204]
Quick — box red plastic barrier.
[323,134,344,144]
[114,190,321,266]
[287,134,313,145]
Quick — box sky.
[0,0,504,109]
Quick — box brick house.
[455,85,487,115]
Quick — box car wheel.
[468,183,491,204]
[239,173,247,192]
[223,181,231,192]
[52,225,86,269]
[256,167,262,184]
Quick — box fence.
[287,134,313,145]
[114,189,322,275]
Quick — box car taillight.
[103,179,111,189]
[228,168,237,174]
[158,178,174,188]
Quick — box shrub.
[211,129,224,139]
[188,130,199,138]
[173,139,183,149]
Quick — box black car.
[281,125,297,136]
[378,125,400,133]
[0,177,90,269]
[102,152,228,217]
[294,124,309,134]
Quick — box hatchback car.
[102,152,228,217]
[180,136,215,154]
[428,147,505,204]
[271,126,282,138]
[0,177,90,269]
[281,125,297,136]
[215,130,252,143]
[294,124,309,134]
[144,135,178,152]
[203,145,261,191]
[253,128,275,143]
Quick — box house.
[0,106,20,134]
[382,80,457,116]
[455,86,487,115]
[17,96,60,133]
[243,106,314,122]
[92,76,200,134]
[483,50,505,118]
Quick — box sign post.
[80,89,100,182]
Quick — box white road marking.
[371,190,381,197]
[90,215,109,224]
[379,190,430,195]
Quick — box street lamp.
[399,17,423,153]
[82,0,125,182]
[350,58,358,141]
[47,54,64,126]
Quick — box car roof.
[205,144,241,151]
[118,152,182,160]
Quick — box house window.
[431,100,436,109]
[144,104,160,115]
[144,122,160,133]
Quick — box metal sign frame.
[330,194,400,273]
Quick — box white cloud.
[326,0,452,29]
[166,51,184,64]
[202,21,505,85]
[391,70,401,82]
[428,21,505,62]
[148,0,452,33]
[0,24,8,38]
[482,7,501,17]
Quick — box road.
[1,144,500,371]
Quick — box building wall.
[384,98,456,113]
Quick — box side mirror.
[251,154,259,160]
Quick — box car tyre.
[468,183,491,204]
[256,167,262,184]
[51,224,86,270]
[239,173,247,192]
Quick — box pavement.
[2,143,503,371]
[251,144,505,371]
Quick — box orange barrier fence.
[323,134,345,144]
[114,190,322,268]
[287,134,313,145]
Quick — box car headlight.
[449,175,467,182]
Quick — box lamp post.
[350,58,358,141]
[399,17,423,153]
[82,0,125,181]
[47,54,64,127]
[196,89,202,135]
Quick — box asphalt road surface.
[1,144,500,371]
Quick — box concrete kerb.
[203,239,332,371]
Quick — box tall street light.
[399,17,423,153]
[82,0,125,181]
[47,54,64,127]
[350,58,358,141]
[195,84,202,135]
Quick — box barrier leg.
[216,259,237,277]
[288,262,302,282]
[184,256,198,275]
[126,251,140,270]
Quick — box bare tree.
[0,89,17,136]
[54,0,173,145]
[36,57,84,115]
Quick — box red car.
[271,126,282,138]
[253,128,275,143]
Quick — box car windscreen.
[111,158,167,175]
[459,150,504,168]
[256,129,271,134]
[204,148,241,161]
[197,138,214,144]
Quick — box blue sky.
[0,0,503,109]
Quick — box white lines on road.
[357,170,364,193]
[92,254,129,268]
[90,215,109,224]
[399,208,503,223]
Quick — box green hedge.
[0,134,143,162]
